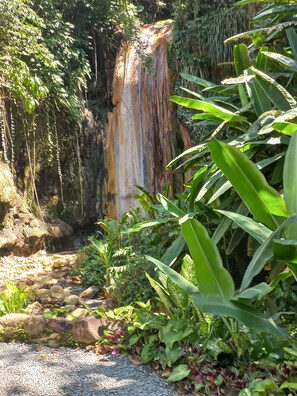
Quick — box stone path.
[0,251,178,395]
[0,251,116,345]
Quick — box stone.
[43,279,58,286]
[79,286,99,299]
[68,308,88,321]
[47,340,60,348]
[79,298,102,310]
[47,317,73,333]
[36,289,50,298]
[100,298,116,310]
[23,315,46,336]
[73,252,87,269]
[0,313,29,339]
[49,284,64,295]
[72,316,107,344]
[49,220,73,239]
[64,305,76,312]
[63,295,79,306]
[24,301,44,315]
[50,292,64,301]
[52,258,70,269]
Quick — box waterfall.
[104,20,190,218]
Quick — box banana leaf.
[180,217,234,298]
[240,215,297,291]
[273,240,297,279]
[157,194,186,218]
[254,5,297,21]
[170,96,246,124]
[251,67,296,110]
[284,132,297,239]
[286,28,297,61]
[272,121,297,136]
[209,139,288,230]
[262,51,297,73]
[216,210,272,244]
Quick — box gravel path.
[0,342,178,396]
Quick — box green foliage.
[0,282,29,315]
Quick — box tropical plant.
[0,282,29,315]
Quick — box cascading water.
[104,20,190,218]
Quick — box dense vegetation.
[1,0,297,394]
[75,0,297,394]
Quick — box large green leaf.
[273,239,297,264]
[180,73,216,88]
[284,132,297,239]
[273,239,297,279]
[286,28,297,62]
[254,5,297,21]
[160,235,185,266]
[235,0,281,5]
[170,96,246,124]
[180,217,235,298]
[235,282,272,302]
[156,194,185,218]
[209,139,288,230]
[262,51,297,73]
[216,210,272,244]
[146,256,286,336]
[272,121,297,136]
[225,22,297,43]
[251,67,296,110]
[247,76,272,117]
[234,44,250,106]
[240,215,297,291]
[208,152,285,204]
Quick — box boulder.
[49,219,73,239]
[79,286,99,299]
[23,315,46,336]
[47,317,73,333]
[68,308,88,321]
[72,316,107,344]
[0,313,29,339]
[63,295,80,306]
[24,301,44,315]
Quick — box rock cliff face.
[0,162,48,255]
[104,20,190,218]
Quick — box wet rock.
[23,315,46,336]
[79,286,99,299]
[63,295,79,306]
[47,317,73,333]
[72,316,107,344]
